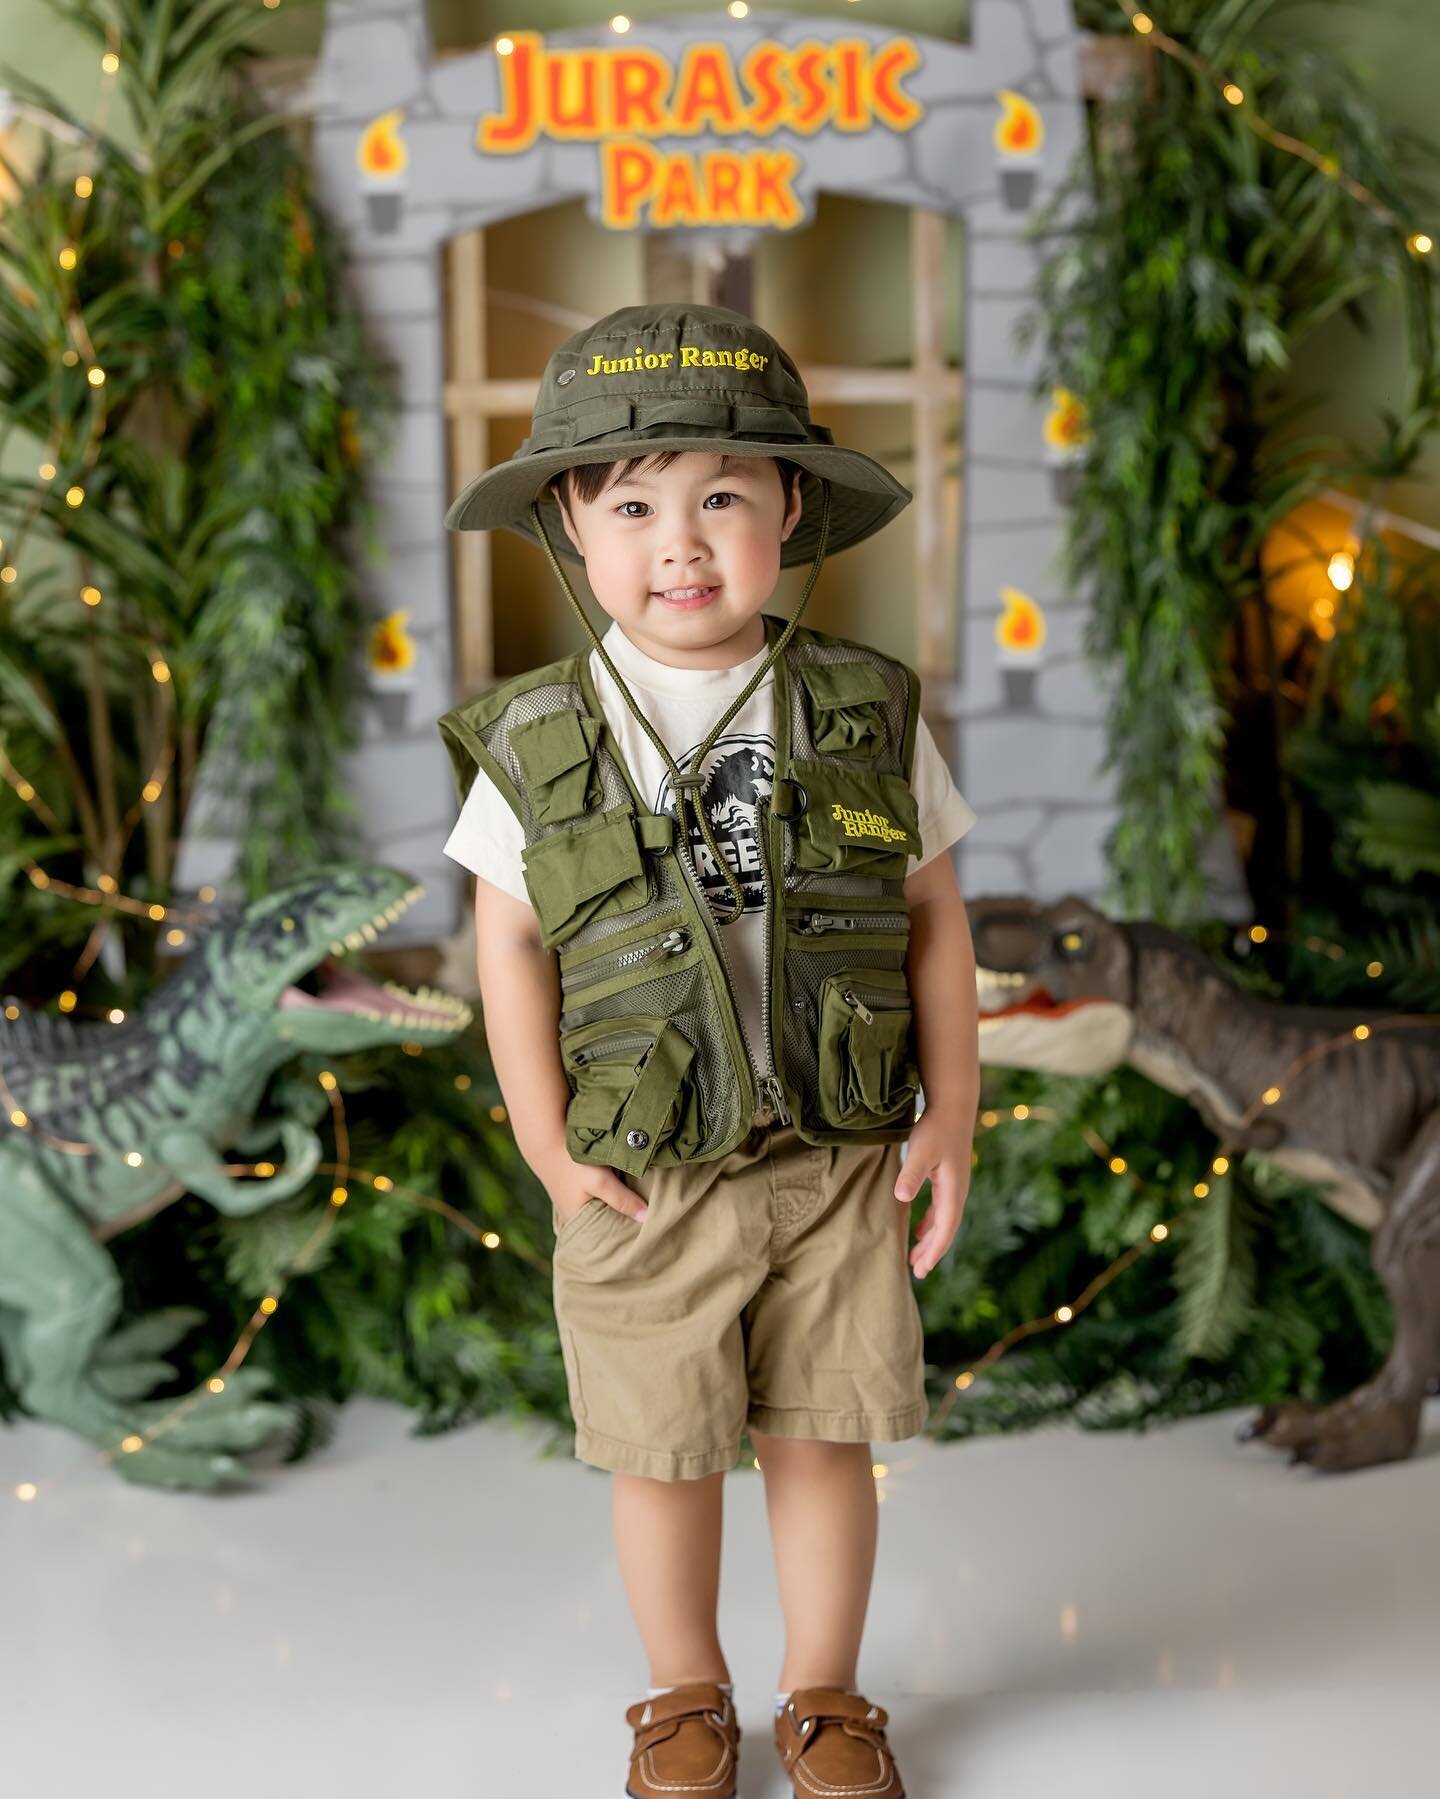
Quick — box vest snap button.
[626,1128,649,1148]
[791,998,805,1011]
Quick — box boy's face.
[551,451,803,666]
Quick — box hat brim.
[443,438,912,567]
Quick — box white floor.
[4,1395,1437,1798]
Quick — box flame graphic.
[369,608,416,673]
[357,110,408,180]
[994,89,1044,158]
[996,587,1046,657]
[1044,387,1089,450]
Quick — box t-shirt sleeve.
[908,713,977,873]
[441,765,532,905]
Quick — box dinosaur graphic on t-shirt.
[654,734,775,917]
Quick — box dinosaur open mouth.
[974,966,1095,1022]
[277,886,470,1031]
[280,955,469,1030]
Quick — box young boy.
[437,303,980,1799]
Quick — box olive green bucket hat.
[442,301,912,566]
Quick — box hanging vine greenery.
[0,1,396,988]
[1028,0,1440,924]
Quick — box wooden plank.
[442,366,964,414]
[447,227,494,688]
[910,206,952,684]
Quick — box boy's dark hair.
[549,451,803,515]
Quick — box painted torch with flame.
[357,110,409,233]
[996,587,1047,662]
[994,89,1045,209]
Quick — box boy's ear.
[779,467,803,543]
[549,475,584,554]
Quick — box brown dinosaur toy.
[966,895,1440,1473]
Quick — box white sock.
[648,1680,734,1698]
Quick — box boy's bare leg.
[613,1469,733,1687]
[750,1434,877,1690]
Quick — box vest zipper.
[559,926,692,993]
[668,798,771,1126]
[795,909,909,935]
[570,1030,654,1066]
[755,791,791,1125]
[841,984,910,1026]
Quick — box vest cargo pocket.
[798,661,889,757]
[816,967,920,1129]
[521,804,652,948]
[788,759,922,880]
[560,1016,705,1174]
[510,708,603,825]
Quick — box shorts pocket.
[799,660,889,757]
[816,967,920,1129]
[521,804,652,948]
[511,709,602,825]
[560,1016,706,1174]
[788,759,922,880]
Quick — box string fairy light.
[1115,0,1433,245]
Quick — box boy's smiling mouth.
[653,583,721,609]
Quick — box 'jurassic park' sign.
[477,30,925,228]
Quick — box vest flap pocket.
[816,967,919,1129]
[521,805,650,946]
[560,1017,704,1174]
[799,661,889,756]
[511,709,602,825]
[788,759,921,878]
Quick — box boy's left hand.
[895,1102,975,1279]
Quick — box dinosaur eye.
[1057,930,1085,956]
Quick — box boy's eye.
[615,492,738,519]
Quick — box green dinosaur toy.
[0,866,472,1491]
[968,894,1440,1474]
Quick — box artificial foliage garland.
[0,0,398,994]
[1029,0,1440,925]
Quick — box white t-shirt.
[443,620,977,1086]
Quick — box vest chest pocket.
[521,804,652,948]
[816,966,920,1129]
[799,661,889,757]
[787,759,922,880]
[511,708,602,825]
[560,1016,706,1174]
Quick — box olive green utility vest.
[438,611,925,1175]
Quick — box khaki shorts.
[549,1104,930,1481]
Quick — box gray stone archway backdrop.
[296,0,1114,944]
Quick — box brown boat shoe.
[774,1686,905,1797]
[623,1681,741,1798]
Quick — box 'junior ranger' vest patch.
[438,613,926,1175]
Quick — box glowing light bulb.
[1132,10,1154,31]
[1055,1305,1074,1323]
[1408,233,1434,256]
[1327,550,1355,591]
[1150,1223,1169,1242]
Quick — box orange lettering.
[610,51,668,132]
[672,44,746,133]
[479,32,539,151]
[546,52,601,135]
[871,40,923,130]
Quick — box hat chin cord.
[527,475,833,926]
